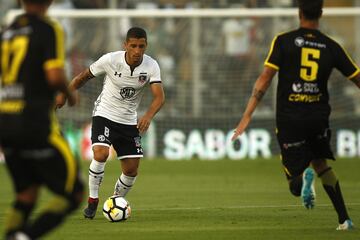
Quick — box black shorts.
[276,119,335,179]
[2,133,83,197]
[91,116,143,159]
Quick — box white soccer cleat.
[301,168,316,209]
[336,219,354,230]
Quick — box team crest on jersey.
[138,73,147,83]
[120,87,135,99]
[294,37,305,47]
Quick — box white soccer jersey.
[89,51,161,125]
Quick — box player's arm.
[55,68,94,109]
[137,83,165,134]
[42,21,77,107]
[68,68,95,91]
[231,66,277,141]
[47,68,77,107]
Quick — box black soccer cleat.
[83,197,99,219]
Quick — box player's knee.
[93,147,109,162]
[121,158,139,177]
[122,168,138,177]
[311,159,328,175]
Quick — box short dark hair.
[298,0,323,20]
[126,27,147,41]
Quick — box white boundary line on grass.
[135,203,360,211]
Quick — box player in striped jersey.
[232,0,360,230]
[56,27,165,219]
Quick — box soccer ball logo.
[102,196,131,222]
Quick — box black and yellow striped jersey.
[265,27,360,121]
[0,13,65,140]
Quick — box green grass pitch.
[1,158,359,240]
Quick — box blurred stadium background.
[1,0,360,161]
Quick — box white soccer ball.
[102,196,131,222]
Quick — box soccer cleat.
[301,168,316,209]
[336,219,354,230]
[83,197,99,219]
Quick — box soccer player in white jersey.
[56,27,165,219]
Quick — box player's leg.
[310,123,353,229]
[312,159,353,230]
[4,186,39,240]
[285,166,315,209]
[22,136,84,239]
[276,121,315,208]
[4,137,84,240]
[114,158,139,197]
[84,116,112,219]
[111,123,143,197]
[2,147,38,240]
[84,145,109,219]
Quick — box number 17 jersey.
[265,27,360,121]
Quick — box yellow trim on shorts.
[284,166,292,177]
[48,111,76,193]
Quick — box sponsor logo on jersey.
[283,140,305,149]
[288,93,322,103]
[114,71,122,77]
[120,87,136,99]
[291,82,319,94]
[295,37,305,47]
[305,40,326,49]
[98,135,106,142]
[295,36,326,49]
[292,83,302,93]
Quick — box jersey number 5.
[300,48,320,82]
[1,36,29,85]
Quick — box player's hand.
[137,115,152,134]
[231,115,251,141]
[55,93,67,109]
